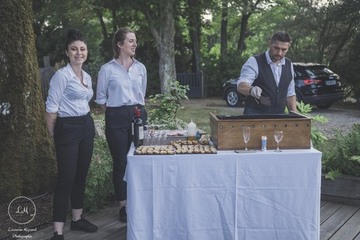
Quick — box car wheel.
[226,89,241,107]
[317,103,333,109]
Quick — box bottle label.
[139,126,144,140]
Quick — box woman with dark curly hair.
[46,29,98,240]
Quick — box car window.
[294,68,307,77]
[322,67,335,74]
[305,66,332,77]
[294,64,337,78]
[304,69,317,77]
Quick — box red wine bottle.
[133,107,144,147]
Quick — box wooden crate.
[209,112,311,150]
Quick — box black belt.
[106,104,144,110]
[57,112,91,123]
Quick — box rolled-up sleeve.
[287,63,296,97]
[142,67,147,97]
[45,72,67,113]
[237,57,258,87]
[95,66,108,105]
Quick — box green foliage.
[321,124,360,177]
[350,155,360,163]
[202,51,247,97]
[32,0,360,100]
[325,169,341,181]
[84,116,113,212]
[147,80,189,129]
[296,101,328,147]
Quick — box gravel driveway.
[310,105,360,138]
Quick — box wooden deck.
[30,201,360,240]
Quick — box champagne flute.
[148,127,155,145]
[274,130,283,152]
[242,126,251,151]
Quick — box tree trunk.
[220,0,228,56]
[0,0,56,202]
[187,0,202,73]
[145,0,177,94]
[237,14,250,54]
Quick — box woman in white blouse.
[96,27,147,223]
[45,29,98,240]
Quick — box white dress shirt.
[95,58,147,107]
[237,50,296,97]
[46,64,93,117]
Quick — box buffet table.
[125,147,322,240]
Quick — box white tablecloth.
[125,148,322,240]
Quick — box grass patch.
[176,99,241,133]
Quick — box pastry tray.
[134,140,217,155]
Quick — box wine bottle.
[133,106,144,147]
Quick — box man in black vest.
[237,31,297,115]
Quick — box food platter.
[171,140,217,154]
[134,139,217,155]
[134,145,175,155]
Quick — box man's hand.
[250,86,262,99]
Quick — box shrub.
[84,116,114,212]
[146,80,189,129]
[321,124,360,178]
[296,101,328,148]
[297,102,360,178]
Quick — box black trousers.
[52,113,95,222]
[105,105,147,201]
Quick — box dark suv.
[222,63,344,108]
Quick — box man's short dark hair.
[271,32,291,43]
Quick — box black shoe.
[50,232,64,240]
[119,206,127,223]
[70,218,98,232]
